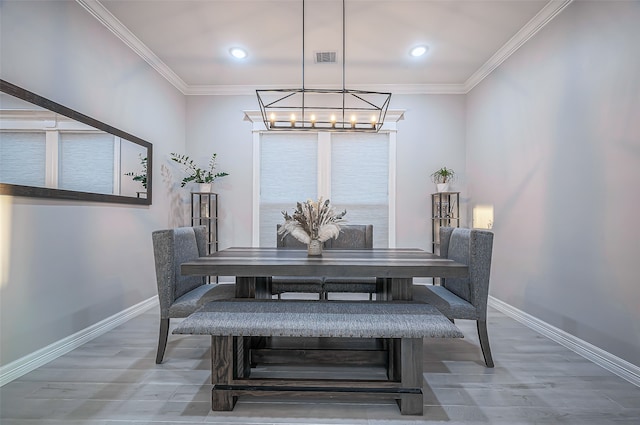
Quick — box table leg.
[255,276,272,299]
[376,277,390,301]
[235,276,255,298]
[391,277,413,301]
[235,276,271,299]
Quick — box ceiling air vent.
[315,51,337,64]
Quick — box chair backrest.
[276,224,309,249]
[439,227,494,319]
[326,224,373,249]
[276,224,373,249]
[152,226,208,318]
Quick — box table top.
[181,247,469,278]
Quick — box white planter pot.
[197,183,212,193]
[436,183,449,193]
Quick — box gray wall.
[4,0,637,371]
[184,94,468,251]
[465,1,640,366]
[0,1,186,365]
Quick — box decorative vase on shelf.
[436,183,449,193]
[307,239,323,256]
[198,183,212,193]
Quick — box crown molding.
[82,0,570,96]
[186,83,467,96]
[464,0,573,92]
[75,0,189,94]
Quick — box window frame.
[251,129,397,248]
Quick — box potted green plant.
[124,154,148,190]
[430,167,456,192]
[170,152,229,192]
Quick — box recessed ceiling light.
[229,48,247,59]
[410,45,428,57]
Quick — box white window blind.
[259,133,318,247]
[59,132,114,194]
[331,133,389,248]
[258,131,392,248]
[0,131,46,187]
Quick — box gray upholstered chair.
[272,224,376,299]
[152,226,235,363]
[413,227,495,367]
[272,226,324,299]
[323,224,377,299]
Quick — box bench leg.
[211,336,236,411]
[399,338,423,415]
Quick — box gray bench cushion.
[173,299,463,339]
[412,284,477,320]
[168,283,236,317]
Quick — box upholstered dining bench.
[173,299,463,415]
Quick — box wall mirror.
[0,79,152,205]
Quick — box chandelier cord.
[342,0,346,125]
[302,0,305,115]
[302,0,305,90]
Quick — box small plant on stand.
[430,167,456,192]
[170,152,229,191]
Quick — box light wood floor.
[1,296,639,424]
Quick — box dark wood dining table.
[180,246,469,300]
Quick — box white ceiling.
[82,0,572,95]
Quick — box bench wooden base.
[173,300,463,416]
[211,335,424,415]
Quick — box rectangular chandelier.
[256,88,392,132]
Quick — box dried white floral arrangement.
[278,198,347,244]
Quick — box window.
[0,113,121,194]
[259,133,318,246]
[331,133,389,247]
[257,132,394,248]
[59,132,115,194]
[0,131,46,186]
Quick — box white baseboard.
[489,296,640,387]
[0,296,158,387]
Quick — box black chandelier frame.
[256,0,391,132]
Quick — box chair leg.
[156,318,170,364]
[477,320,494,368]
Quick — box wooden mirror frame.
[0,79,152,205]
